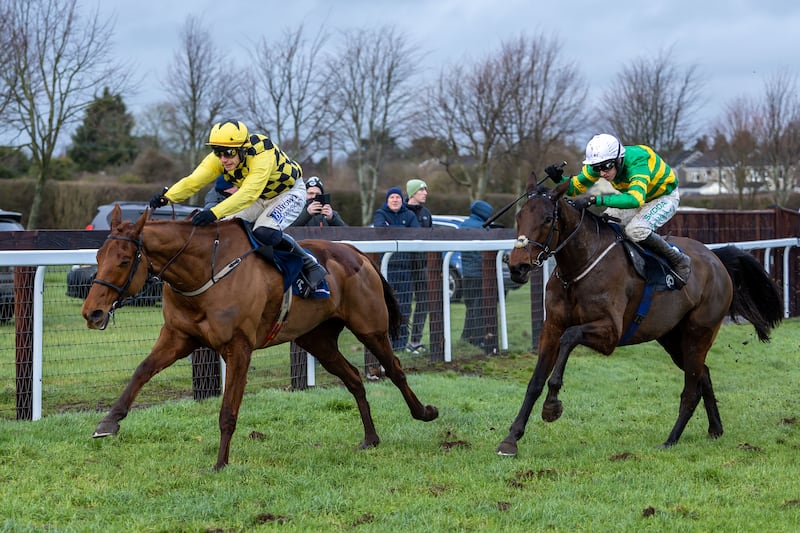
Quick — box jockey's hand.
[149,193,169,209]
[192,209,218,226]
[572,195,596,210]
[544,163,565,182]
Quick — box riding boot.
[640,233,692,284]
[275,233,328,293]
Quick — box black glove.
[572,195,596,210]
[191,209,218,226]
[544,163,565,182]
[149,194,169,209]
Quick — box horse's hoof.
[358,438,380,450]
[657,441,676,450]
[541,399,563,422]
[92,421,120,438]
[708,428,723,439]
[496,441,518,457]
[424,405,439,421]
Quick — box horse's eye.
[120,259,131,267]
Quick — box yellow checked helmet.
[207,120,249,147]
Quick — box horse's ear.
[110,204,122,229]
[553,180,570,199]
[135,208,148,233]
[526,170,538,190]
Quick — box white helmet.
[583,134,625,165]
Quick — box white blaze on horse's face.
[515,236,529,248]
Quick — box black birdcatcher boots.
[275,233,328,294]
[641,232,692,284]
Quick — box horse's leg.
[542,321,619,422]
[496,324,559,457]
[356,330,439,422]
[658,329,723,444]
[296,321,382,449]
[214,339,253,470]
[94,327,198,438]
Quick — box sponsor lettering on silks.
[270,196,296,224]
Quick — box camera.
[316,193,331,205]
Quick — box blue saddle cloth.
[607,223,683,345]
[241,223,330,299]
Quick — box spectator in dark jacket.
[290,176,348,227]
[405,179,432,354]
[459,200,494,349]
[373,186,419,351]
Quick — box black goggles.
[590,159,616,173]
[212,147,239,158]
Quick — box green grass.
[0,319,798,531]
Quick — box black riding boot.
[640,233,691,284]
[276,233,328,294]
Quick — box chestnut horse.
[497,179,782,457]
[82,205,438,470]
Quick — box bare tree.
[422,33,586,200]
[712,97,762,207]
[162,15,230,175]
[599,48,703,161]
[240,25,335,165]
[422,58,509,200]
[327,26,418,224]
[758,70,800,204]
[496,35,587,195]
[0,0,131,228]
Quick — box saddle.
[238,220,329,299]
[609,223,683,291]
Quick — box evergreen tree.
[69,88,137,172]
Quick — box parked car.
[0,209,25,324]
[430,215,520,301]
[66,202,199,304]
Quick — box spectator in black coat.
[405,179,432,354]
[373,186,419,351]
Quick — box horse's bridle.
[91,234,145,313]
[513,190,586,267]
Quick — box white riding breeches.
[228,178,306,231]
[603,189,680,242]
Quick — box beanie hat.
[406,179,427,198]
[305,176,324,194]
[470,200,494,221]
[386,186,403,201]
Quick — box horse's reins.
[156,224,256,297]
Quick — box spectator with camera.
[290,176,348,227]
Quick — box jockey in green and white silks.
[546,133,691,283]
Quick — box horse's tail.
[713,245,783,342]
[362,253,402,341]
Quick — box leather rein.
[92,224,253,312]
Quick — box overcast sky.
[92,0,799,143]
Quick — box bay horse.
[496,178,783,457]
[82,205,438,470]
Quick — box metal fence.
[0,240,536,421]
